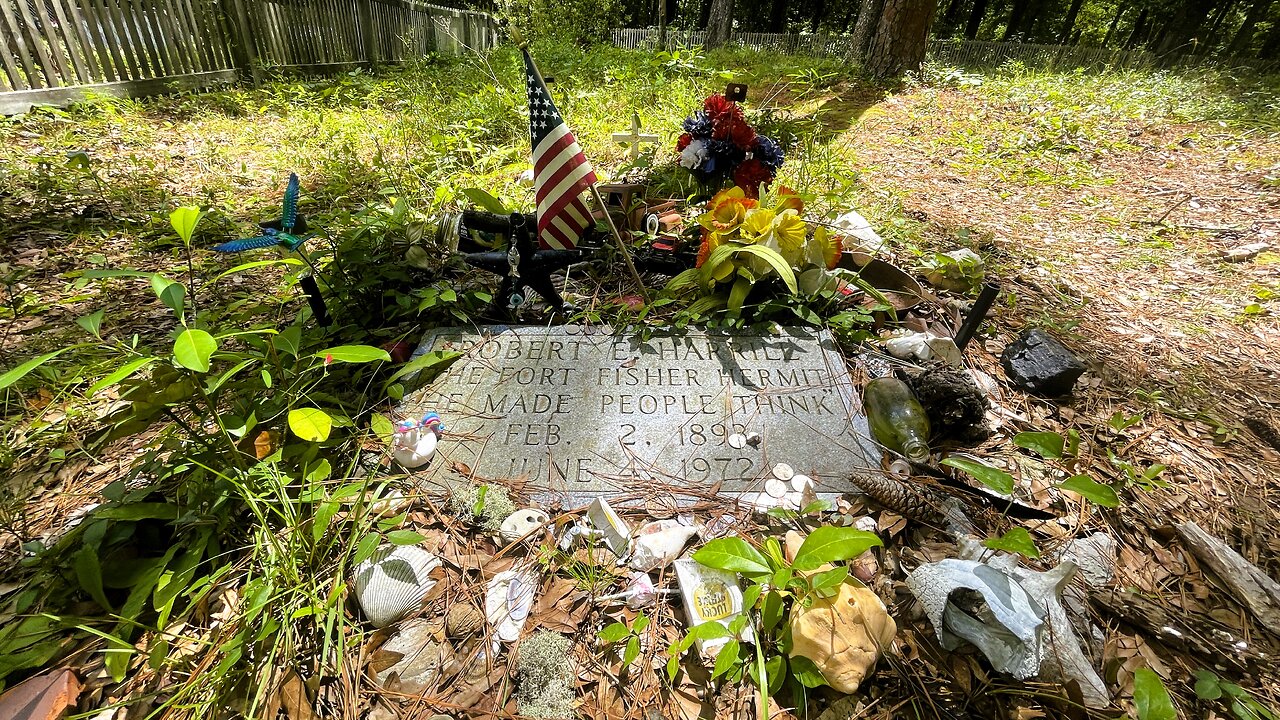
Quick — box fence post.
[222,0,262,85]
[357,0,376,65]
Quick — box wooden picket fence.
[0,0,500,113]
[610,28,1279,74]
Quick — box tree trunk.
[1207,0,1236,40]
[810,0,827,31]
[1225,0,1272,55]
[1058,0,1085,42]
[1154,0,1216,55]
[705,0,735,46]
[850,0,886,57]
[1003,0,1031,39]
[659,0,668,48]
[1123,7,1147,48]
[864,0,938,77]
[769,0,789,30]
[1102,4,1125,46]
[942,0,967,29]
[1261,16,1280,56]
[698,0,713,30]
[964,0,988,37]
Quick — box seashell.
[486,568,539,643]
[354,544,442,628]
[628,520,700,571]
[445,602,485,639]
[772,463,795,481]
[499,508,551,544]
[374,618,453,693]
[764,478,789,499]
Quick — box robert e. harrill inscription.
[400,326,882,497]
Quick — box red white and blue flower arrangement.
[675,94,784,197]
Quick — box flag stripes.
[525,48,597,250]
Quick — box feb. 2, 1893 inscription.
[399,326,882,498]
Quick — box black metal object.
[460,210,584,315]
[954,281,999,351]
[298,272,331,326]
[724,83,748,101]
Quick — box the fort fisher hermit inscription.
[399,326,882,496]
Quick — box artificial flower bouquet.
[676,95,784,197]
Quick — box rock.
[353,545,442,628]
[374,618,454,693]
[788,584,896,694]
[445,602,485,639]
[628,520,700,571]
[1000,329,1085,397]
[500,508,551,544]
[1220,241,1270,262]
[905,364,991,444]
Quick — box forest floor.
[1,43,1279,719]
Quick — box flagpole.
[510,28,650,304]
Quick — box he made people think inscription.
[400,325,882,498]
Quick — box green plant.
[599,611,650,668]
[1195,670,1280,720]
[1134,667,1177,720]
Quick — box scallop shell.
[445,602,485,639]
[485,568,539,643]
[499,508,551,544]
[354,544,441,628]
[392,426,438,469]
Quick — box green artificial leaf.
[1134,668,1177,720]
[942,456,1015,495]
[789,654,829,688]
[712,638,740,679]
[88,357,157,397]
[1013,431,1064,459]
[598,622,630,643]
[169,206,204,247]
[315,345,391,364]
[386,530,426,545]
[77,309,105,337]
[172,329,217,373]
[792,526,883,571]
[1195,670,1223,700]
[691,537,770,576]
[288,408,333,442]
[983,527,1041,558]
[624,635,641,666]
[1060,474,1120,507]
[0,348,71,390]
[150,275,186,317]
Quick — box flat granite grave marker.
[399,326,883,501]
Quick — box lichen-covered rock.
[788,584,897,694]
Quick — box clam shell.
[354,544,441,628]
[485,568,539,643]
[392,427,438,469]
[499,508,551,544]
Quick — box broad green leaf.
[305,459,332,483]
[691,537,770,576]
[633,613,650,632]
[1013,431,1064,459]
[790,654,828,688]
[460,187,507,214]
[792,526,883,571]
[173,329,217,373]
[942,456,1014,495]
[169,206,204,247]
[712,638,740,679]
[315,345,391,364]
[624,635,641,665]
[381,350,461,391]
[741,583,762,611]
[72,548,113,611]
[1134,668,1177,720]
[0,348,70,390]
[88,357,157,397]
[765,654,786,695]
[150,275,185,316]
[1194,670,1223,700]
[386,530,426,545]
[76,309,104,337]
[599,622,629,643]
[352,532,380,565]
[371,414,395,445]
[213,258,303,283]
[688,621,730,642]
[982,527,1041,558]
[732,244,798,293]
[313,502,339,543]
[664,268,700,292]
[761,591,784,631]
[288,408,333,442]
[94,503,179,520]
[810,566,850,593]
[1059,475,1120,507]
[273,325,302,358]
[206,359,254,395]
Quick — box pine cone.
[445,603,485,639]
[848,472,948,526]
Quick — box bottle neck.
[901,439,929,462]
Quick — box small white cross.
[611,113,661,161]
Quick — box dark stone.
[1000,329,1086,397]
[904,363,990,444]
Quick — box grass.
[1,41,1279,718]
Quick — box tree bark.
[659,0,668,49]
[864,0,938,77]
[1154,0,1216,55]
[809,0,827,31]
[705,0,735,47]
[1002,0,1031,39]
[964,0,988,38]
[1101,4,1125,47]
[1225,0,1272,55]
[1057,0,1086,42]
[698,0,713,30]
[942,0,967,30]
[1123,7,1147,48]
[1207,0,1236,39]
[769,0,789,30]
[850,0,886,58]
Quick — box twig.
[1152,193,1192,224]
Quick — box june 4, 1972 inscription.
[399,326,882,498]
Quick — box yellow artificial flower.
[698,186,756,235]
[774,209,807,264]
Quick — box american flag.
[523,48,597,250]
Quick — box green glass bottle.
[863,377,931,461]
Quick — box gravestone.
[398,325,883,502]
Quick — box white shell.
[374,618,452,693]
[392,427,438,469]
[885,332,928,360]
[354,544,442,628]
[727,433,747,449]
[628,520,700,571]
[486,568,539,643]
[499,508,551,544]
[764,478,789,499]
[772,463,795,481]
